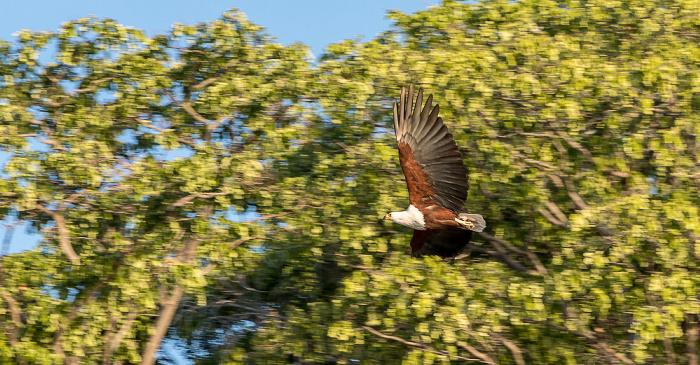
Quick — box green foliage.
[0,10,312,364]
[1,1,700,364]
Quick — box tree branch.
[189,59,240,91]
[476,232,547,274]
[545,201,569,226]
[179,102,209,124]
[457,342,498,365]
[555,130,595,163]
[28,119,66,151]
[0,290,22,347]
[191,76,223,90]
[564,179,589,210]
[70,76,117,95]
[361,325,488,363]
[103,304,139,362]
[513,152,558,170]
[476,232,528,256]
[135,118,196,147]
[687,231,700,261]
[538,207,569,229]
[242,203,315,224]
[166,192,230,212]
[37,205,81,265]
[230,235,265,249]
[142,230,205,364]
[520,318,634,364]
[687,315,699,365]
[465,243,540,276]
[492,333,526,365]
[141,285,184,365]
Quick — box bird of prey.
[384,86,485,257]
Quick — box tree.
[212,1,700,363]
[0,10,312,364]
[1,0,700,364]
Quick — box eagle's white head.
[383,205,426,230]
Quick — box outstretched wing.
[393,85,468,212]
[410,229,473,257]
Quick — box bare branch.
[545,201,569,226]
[103,304,139,361]
[514,152,558,170]
[492,333,526,365]
[37,137,66,151]
[136,118,168,133]
[191,76,223,90]
[457,342,498,365]
[606,169,630,178]
[207,116,229,132]
[555,130,595,163]
[243,203,315,223]
[187,299,279,319]
[143,232,206,364]
[70,76,117,95]
[361,325,488,363]
[538,208,568,229]
[547,173,565,188]
[497,128,595,165]
[229,235,265,250]
[1,223,16,258]
[36,205,81,265]
[0,290,22,329]
[476,232,528,256]
[564,179,589,210]
[44,68,66,84]
[497,95,538,110]
[477,232,548,276]
[189,59,240,91]
[141,285,184,365]
[497,131,557,139]
[166,192,230,212]
[136,118,196,147]
[179,102,209,124]
[520,318,634,364]
[687,231,700,261]
[465,242,541,276]
[27,119,67,151]
[0,290,22,347]
[688,315,699,365]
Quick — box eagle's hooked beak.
[383,213,392,220]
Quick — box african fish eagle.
[384,86,486,257]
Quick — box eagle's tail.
[458,213,486,232]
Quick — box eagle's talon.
[455,218,475,230]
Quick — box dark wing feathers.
[394,85,469,212]
[410,229,473,257]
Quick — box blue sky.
[0,1,429,254]
[2,0,429,57]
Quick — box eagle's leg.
[454,218,475,230]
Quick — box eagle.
[384,86,486,257]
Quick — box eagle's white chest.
[391,205,426,230]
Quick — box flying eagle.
[384,86,485,257]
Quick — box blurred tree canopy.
[1,0,699,363]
